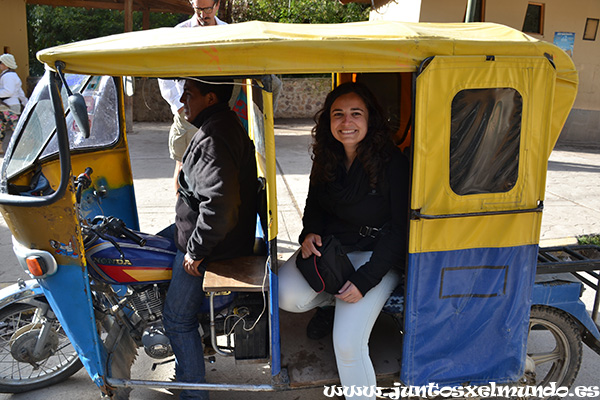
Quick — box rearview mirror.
[55,61,91,138]
[68,93,91,139]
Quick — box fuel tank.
[85,232,176,284]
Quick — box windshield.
[5,72,119,178]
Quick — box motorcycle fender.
[0,279,47,310]
[532,279,600,342]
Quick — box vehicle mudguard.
[0,279,45,309]
[532,275,600,348]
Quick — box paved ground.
[0,119,598,399]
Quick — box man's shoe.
[203,336,216,356]
[306,306,334,340]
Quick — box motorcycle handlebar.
[75,167,94,204]
[105,217,147,247]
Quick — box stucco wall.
[274,77,330,119]
[0,0,29,85]
[483,0,598,114]
[132,77,330,122]
[132,78,172,122]
[415,0,466,22]
[420,0,599,113]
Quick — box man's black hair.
[189,77,234,104]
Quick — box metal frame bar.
[106,377,275,392]
[412,204,543,220]
[537,244,600,325]
[209,293,234,357]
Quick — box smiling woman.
[329,92,369,169]
[278,82,410,400]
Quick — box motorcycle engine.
[128,285,173,359]
[129,284,165,321]
[141,322,173,359]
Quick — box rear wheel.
[0,302,83,393]
[525,306,582,397]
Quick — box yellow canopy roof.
[37,20,577,82]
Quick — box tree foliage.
[27,5,188,75]
[232,0,369,24]
[26,0,369,75]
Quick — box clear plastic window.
[450,88,522,195]
[43,75,119,156]
[5,72,120,178]
[5,73,56,177]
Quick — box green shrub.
[577,234,600,246]
[232,0,369,24]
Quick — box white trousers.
[279,250,400,400]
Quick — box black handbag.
[296,235,355,294]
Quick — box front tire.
[0,302,83,393]
[97,312,138,400]
[525,306,583,396]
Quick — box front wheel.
[0,301,83,393]
[525,306,583,396]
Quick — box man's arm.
[186,135,242,260]
[158,79,184,114]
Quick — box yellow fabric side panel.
[246,80,278,241]
[409,212,542,253]
[261,89,278,241]
[547,69,579,158]
[412,56,556,216]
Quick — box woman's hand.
[300,233,322,259]
[335,281,363,303]
[184,253,204,277]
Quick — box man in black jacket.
[163,77,257,400]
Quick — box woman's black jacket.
[300,148,410,295]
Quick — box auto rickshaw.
[0,20,598,399]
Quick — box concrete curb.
[539,237,579,247]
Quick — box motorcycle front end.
[0,66,269,398]
[0,70,133,397]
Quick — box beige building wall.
[372,0,600,143]
[421,0,599,112]
[484,0,598,113]
[418,0,469,22]
[543,1,599,112]
[0,0,29,85]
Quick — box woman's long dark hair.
[310,82,394,188]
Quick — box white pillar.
[369,0,423,22]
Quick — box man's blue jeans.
[160,225,209,400]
